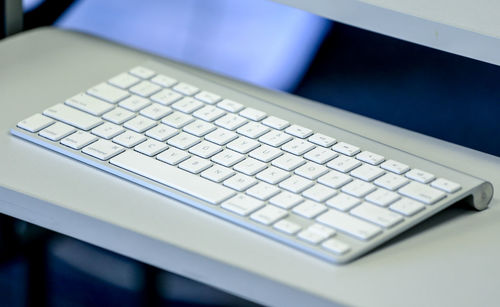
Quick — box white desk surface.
[275,0,500,67]
[1,28,500,307]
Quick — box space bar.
[110,150,236,205]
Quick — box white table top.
[275,0,500,66]
[1,28,499,307]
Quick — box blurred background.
[1,0,499,306]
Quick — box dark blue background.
[295,23,500,157]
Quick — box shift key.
[110,150,235,205]
[399,181,446,205]
[43,103,102,130]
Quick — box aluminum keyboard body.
[10,60,493,264]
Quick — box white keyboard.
[11,62,493,264]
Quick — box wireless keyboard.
[10,61,493,264]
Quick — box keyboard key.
[188,141,222,158]
[317,170,352,189]
[217,99,244,113]
[151,89,183,105]
[237,122,269,138]
[39,122,75,141]
[194,91,221,104]
[405,169,435,183]
[223,173,257,192]
[167,132,200,150]
[179,156,212,174]
[91,122,125,139]
[123,115,157,133]
[327,155,361,173]
[351,203,403,228]
[282,139,315,156]
[317,210,382,240]
[273,219,301,235]
[221,194,263,216]
[350,164,385,181]
[140,104,173,120]
[251,205,287,225]
[365,189,400,207]
[44,104,103,131]
[211,149,245,167]
[233,158,267,176]
[380,159,410,174]
[374,173,409,191]
[258,130,292,147]
[322,238,350,255]
[193,105,225,122]
[431,178,461,193]
[204,128,237,145]
[145,124,178,141]
[295,162,329,180]
[298,224,333,244]
[341,179,376,197]
[262,116,289,130]
[134,139,168,156]
[326,193,361,211]
[239,107,266,121]
[279,175,313,193]
[65,93,113,116]
[296,225,331,245]
[157,148,190,165]
[246,182,280,200]
[183,120,216,137]
[332,142,360,156]
[292,201,327,219]
[356,151,385,165]
[215,113,247,130]
[151,74,177,87]
[302,184,337,202]
[172,97,204,114]
[201,165,235,183]
[130,80,162,97]
[17,114,54,133]
[172,82,199,96]
[390,198,425,216]
[285,124,313,138]
[161,112,194,128]
[113,130,146,148]
[119,95,151,112]
[129,66,155,79]
[304,147,337,164]
[269,191,303,209]
[87,82,129,103]
[108,72,140,89]
[399,181,446,204]
[61,131,97,149]
[111,150,234,205]
[248,144,282,162]
[102,107,135,125]
[271,153,305,171]
[256,166,290,185]
[82,139,124,160]
[308,133,336,147]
